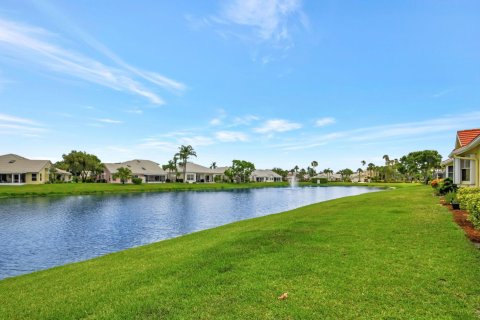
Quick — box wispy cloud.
[178,135,215,146]
[215,130,249,142]
[0,17,184,104]
[0,113,46,136]
[432,88,454,98]
[254,118,302,133]
[137,138,178,152]
[95,118,123,124]
[315,117,336,127]
[278,112,480,151]
[221,0,303,43]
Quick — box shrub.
[457,187,480,228]
[444,191,457,205]
[132,177,142,185]
[438,178,457,195]
[431,178,442,189]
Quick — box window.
[460,160,471,182]
[447,166,454,179]
[187,174,195,181]
[32,173,37,181]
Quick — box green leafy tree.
[62,150,103,182]
[399,150,442,184]
[272,167,288,181]
[337,168,354,182]
[113,167,132,184]
[49,167,58,183]
[176,145,197,183]
[162,159,177,181]
[230,160,255,183]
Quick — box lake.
[0,186,381,279]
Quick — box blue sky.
[1,0,480,171]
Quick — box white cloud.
[215,131,249,142]
[178,136,215,146]
[278,111,480,151]
[0,18,185,104]
[95,118,123,124]
[254,118,302,133]
[0,113,46,136]
[230,114,260,127]
[315,117,336,127]
[138,138,177,152]
[209,108,227,126]
[222,0,302,42]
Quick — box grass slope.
[1,186,479,319]
[0,182,291,198]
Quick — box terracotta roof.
[457,129,480,148]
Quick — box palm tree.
[210,162,217,169]
[113,167,132,184]
[367,162,375,180]
[311,161,318,174]
[176,145,197,182]
[293,165,299,173]
[357,168,363,182]
[323,168,333,181]
[162,160,176,181]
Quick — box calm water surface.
[0,186,381,279]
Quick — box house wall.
[455,144,480,187]
[25,165,50,184]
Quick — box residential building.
[312,172,343,182]
[103,159,167,183]
[0,154,51,185]
[443,129,480,187]
[251,169,282,182]
[175,162,227,183]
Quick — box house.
[251,169,282,182]
[53,168,73,182]
[103,159,167,183]
[312,172,343,182]
[443,129,480,187]
[0,154,51,185]
[174,162,227,183]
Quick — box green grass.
[1,185,479,319]
[0,181,416,199]
[0,182,292,198]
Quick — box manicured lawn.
[1,185,479,319]
[0,181,414,199]
[0,182,292,198]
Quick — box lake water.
[0,186,381,279]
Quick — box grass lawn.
[0,181,292,198]
[0,181,416,199]
[1,185,479,319]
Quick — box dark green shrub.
[132,177,143,185]
[438,178,457,195]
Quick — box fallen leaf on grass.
[278,292,288,300]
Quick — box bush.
[438,178,457,195]
[132,177,142,185]
[457,187,480,228]
[444,191,457,205]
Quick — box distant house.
[54,168,73,182]
[103,159,167,183]
[251,169,282,182]
[0,154,51,185]
[443,129,480,187]
[312,173,342,182]
[175,162,227,183]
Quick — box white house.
[0,154,51,185]
[251,169,282,182]
[174,162,227,183]
[103,159,167,183]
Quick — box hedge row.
[457,187,480,228]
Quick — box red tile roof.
[457,129,480,148]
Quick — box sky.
[1,0,480,171]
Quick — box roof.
[104,159,166,175]
[178,162,227,174]
[457,129,480,148]
[251,169,281,178]
[55,168,72,175]
[0,154,51,174]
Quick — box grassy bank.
[0,181,416,199]
[0,181,292,198]
[1,185,479,319]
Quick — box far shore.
[0,182,416,199]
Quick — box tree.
[323,168,333,181]
[49,166,58,183]
[337,168,354,182]
[399,150,442,184]
[176,145,197,183]
[210,162,217,169]
[367,163,375,180]
[113,167,132,184]
[357,168,363,182]
[62,150,103,182]
[230,160,255,183]
[272,167,288,180]
[311,161,318,174]
[162,159,177,181]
